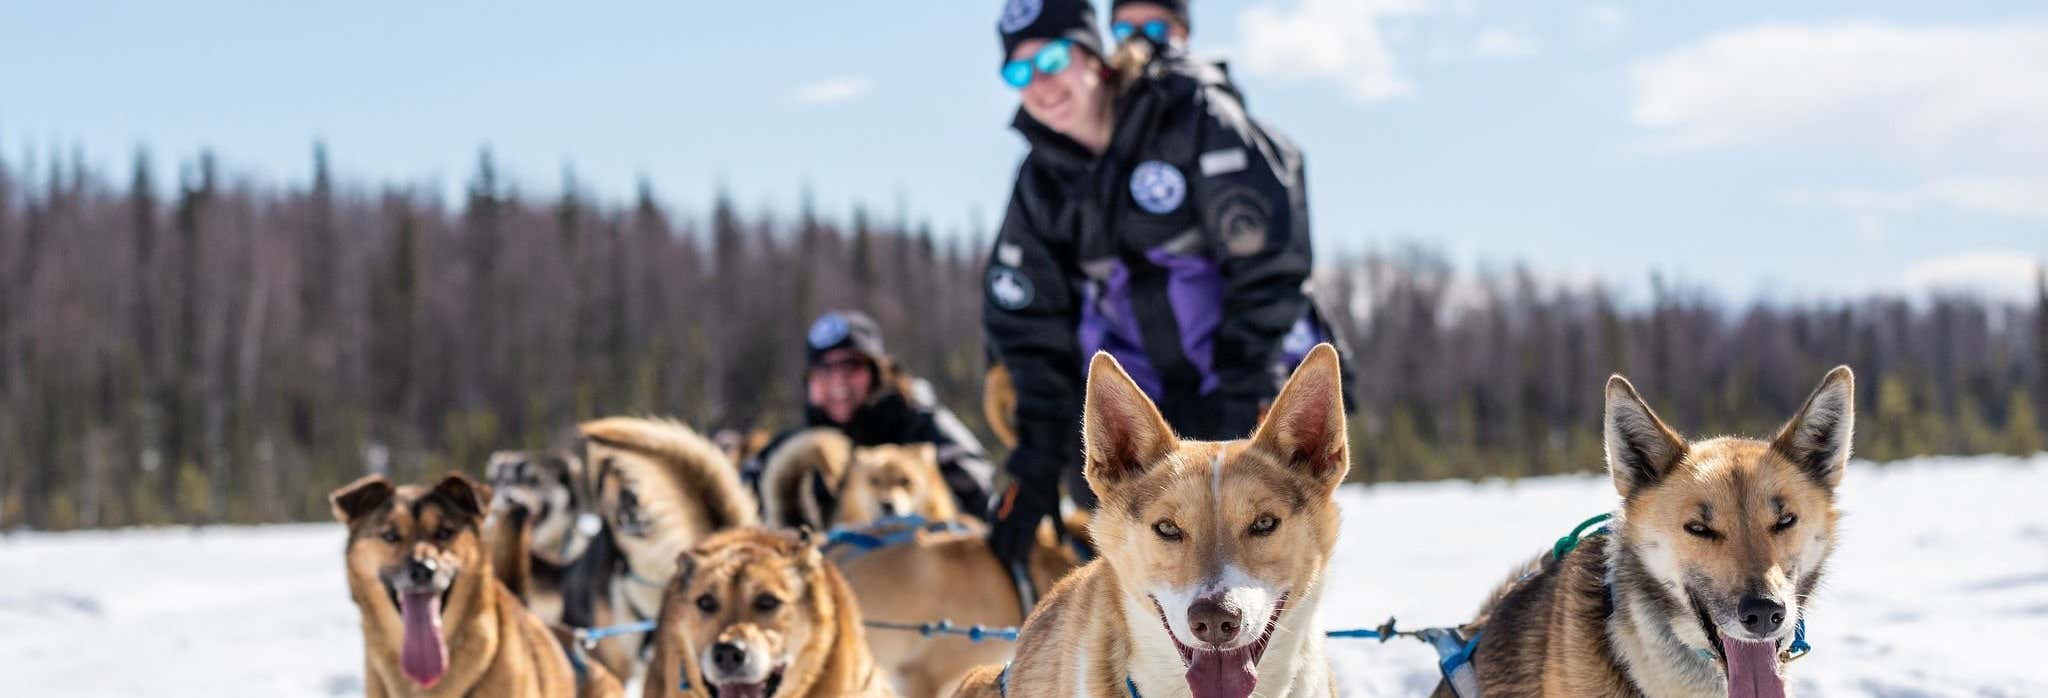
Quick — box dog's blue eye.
[1772,513,1798,532]
[696,594,719,614]
[1683,522,1719,539]
[1248,514,1280,536]
[380,529,400,543]
[1153,520,1183,541]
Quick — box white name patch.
[1199,148,1248,177]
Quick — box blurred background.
[1,0,2044,530]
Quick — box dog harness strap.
[863,617,1021,642]
[1430,628,1483,698]
[1552,512,1613,561]
[1782,617,1812,662]
[564,640,589,681]
[575,619,659,649]
[821,514,971,561]
[1126,676,1142,698]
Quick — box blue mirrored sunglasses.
[1112,19,1170,44]
[1001,38,1073,89]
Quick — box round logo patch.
[1208,186,1275,257]
[807,313,850,349]
[988,266,1035,310]
[1130,160,1186,215]
[998,0,1042,34]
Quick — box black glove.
[987,470,1060,573]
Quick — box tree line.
[0,144,2042,529]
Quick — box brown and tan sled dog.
[759,428,965,530]
[958,344,1351,698]
[762,428,1076,695]
[1441,367,1854,698]
[836,526,1077,697]
[331,472,622,698]
[582,416,762,681]
[644,527,894,698]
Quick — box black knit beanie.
[997,0,1105,67]
[1111,0,1189,30]
[805,310,886,366]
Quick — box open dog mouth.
[383,577,455,688]
[1686,589,1787,698]
[1149,592,1289,698]
[703,665,785,698]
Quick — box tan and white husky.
[1444,367,1854,698]
[957,344,1350,698]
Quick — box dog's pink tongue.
[1184,647,1258,698]
[1722,638,1787,698]
[715,684,766,698]
[399,592,448,688]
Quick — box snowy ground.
[3,454,2044,697]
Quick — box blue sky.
[3,1,2043,304]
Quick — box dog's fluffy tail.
[579,417,759,531]
[1462,550,1550,633]
[758,428,852,530]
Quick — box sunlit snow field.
[4,454,2043,696]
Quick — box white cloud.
[1777,186,1922,244]
[1782,175,2048,219]
[1778,175,2048,243]
[1627,21,2048,164]
[1923,176,2048,221]
[789,76,875,106]
[1236,0,1431,103]
[1472,27,1539,60]
[1902,250,2045,302]
[1585,6,1625,37]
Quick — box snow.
[3,455,2045,697]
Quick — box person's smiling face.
[1012,39,1109,140]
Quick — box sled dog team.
[334,345,1851,697]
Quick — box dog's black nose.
[1188,597,1242,646]
[1737,595,1787,635]
[879,502,899,517]
[406,559,436,585]
[710,641,748,674]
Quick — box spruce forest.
[2,144,2042,529]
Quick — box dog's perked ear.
[1082,352,1179,492]
[673,549,699,589]
[330,475,395,524]
[792,527,825,572]
[430,472,490,523]
[1250,343,1349,492]
[1773,365,1855,489]
[1604,375,1688,499]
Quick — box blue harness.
[821,514,973,561]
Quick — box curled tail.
[578,416,759,531]
[759,428,852,530]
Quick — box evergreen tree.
[2003,389,2043,456]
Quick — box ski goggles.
[1001,38,1074,89]
[1112,19,1171,44]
